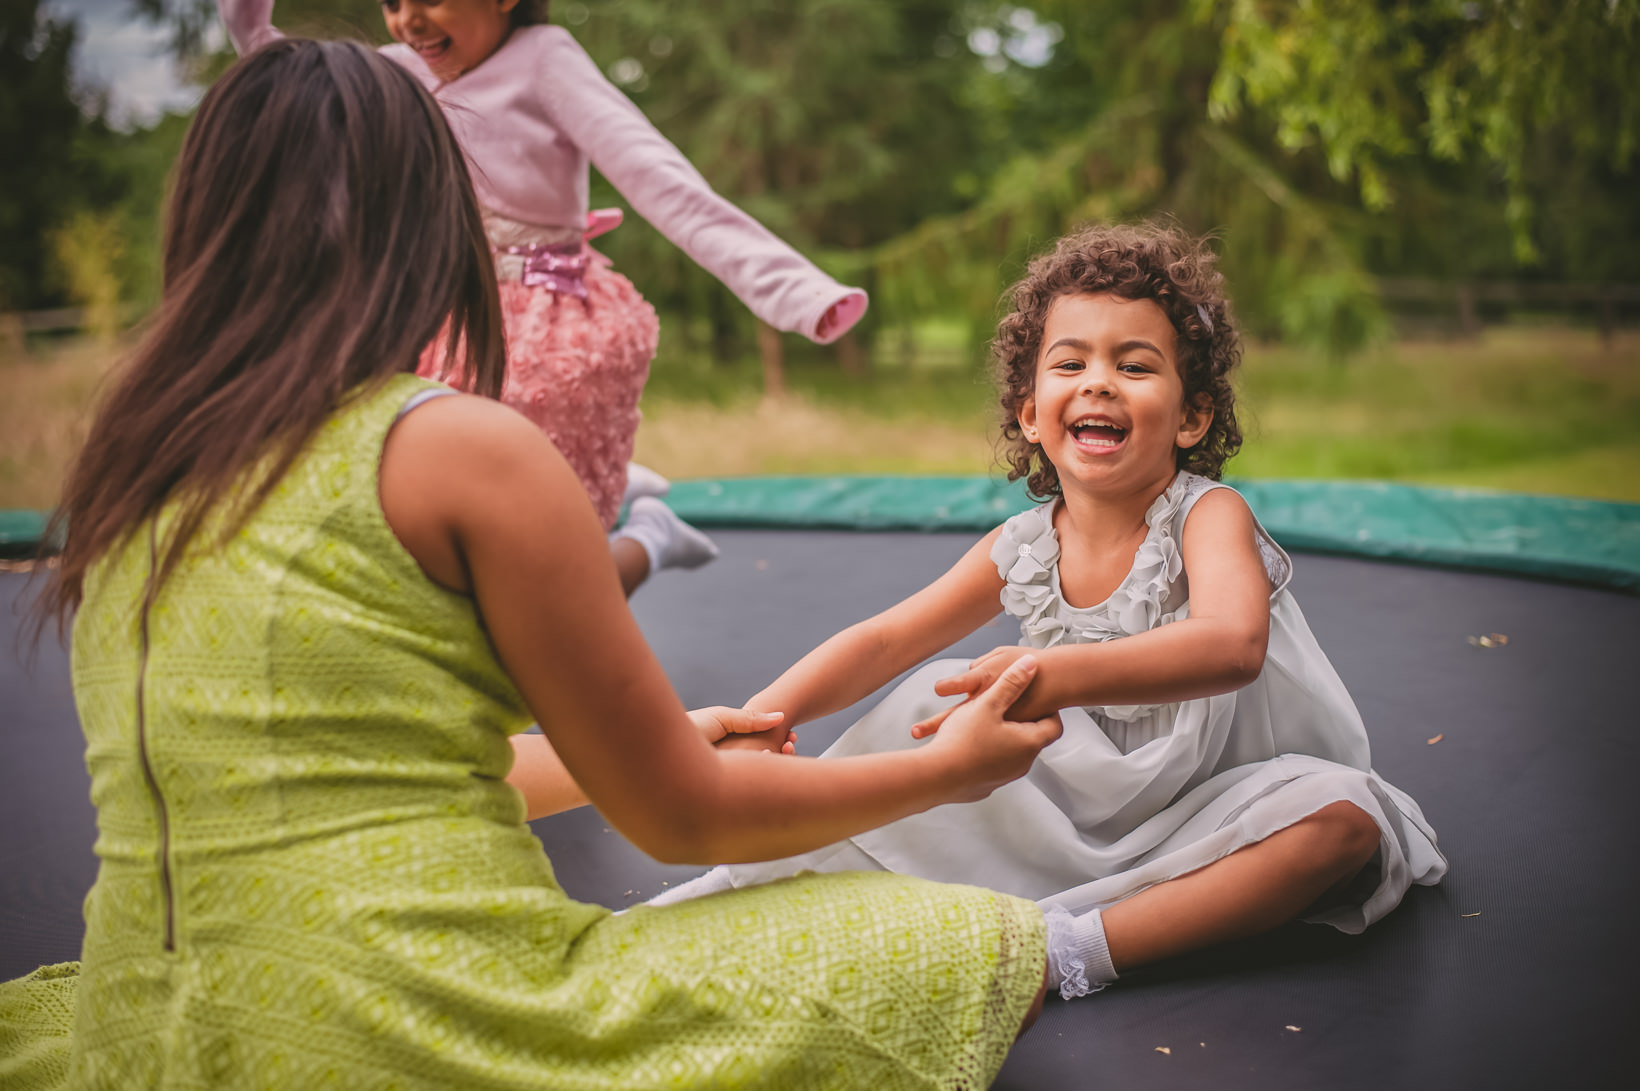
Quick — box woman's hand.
[689,707,795,754]
[911,646,1039,738]
[920,655,1061,803]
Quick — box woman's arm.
[923,489,1272,725]
[524,27,865,344]
[380,395,1059,865]
[216,0,282,54]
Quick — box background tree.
[84,0,1640,360]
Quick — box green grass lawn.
[636,322,1640,503]
[4,323,1638,511]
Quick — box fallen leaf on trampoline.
[1466,633,1510,648]
[1462,911,1482,918]
[1427,734,1444,745]
[1154,1047,1170,1055]
[1286,1025,1302,1032]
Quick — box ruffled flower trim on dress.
[991,474,1207,721]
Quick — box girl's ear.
[1017,395,1040,444]
[1176,393,1214,451]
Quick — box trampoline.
[4,478,1638,1089]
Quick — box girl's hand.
[912,647,1038,738]
[689,707,792,753]
[922,656,1061,803]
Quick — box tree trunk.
[1456,284,1481,339]
[836,330,867,376]
[757,321,786,400]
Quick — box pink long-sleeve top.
[219,3,865,342]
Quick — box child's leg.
[609,497,719,597]
[1101,800,1381,972]
[611,537,651,597]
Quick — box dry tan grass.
[634,395,1001,478]
[4,326,1637,510]
[0,337,122,509]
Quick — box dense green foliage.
[5,0,1637,356]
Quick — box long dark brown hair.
[35,38,504,630]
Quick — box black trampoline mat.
[5,532,1638,1089]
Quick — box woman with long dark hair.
[0,39,1055,1089]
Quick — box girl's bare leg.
[1101,801,1381,972]
[612,538,650,597]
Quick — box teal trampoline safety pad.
[664,476,1640,593]
[0,510,46,558]
[4,477,1637,590]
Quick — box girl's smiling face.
[1018,292,1213,499]
[381,0,519,83]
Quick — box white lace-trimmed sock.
[612,496,719,575]
[1042,905,1118,1000]
[621,463,671,507]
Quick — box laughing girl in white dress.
[657,222,1447,998]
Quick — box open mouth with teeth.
[411,38,454,64]
[1068,418,1128,450]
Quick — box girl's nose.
[1081,367,1117,396]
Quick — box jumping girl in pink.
[217,0,868,594]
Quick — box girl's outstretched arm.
[525,27,866,344]
[505,706,791,821]
[743,529,1010,732]
[923,489,1272,726]
[217,0,281,54]
[380,394,1059,865]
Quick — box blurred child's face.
[1018,292,1213,498]
[381,0,520,82]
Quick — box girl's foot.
[615,497,719,574]
[622,463,671,507]
[1042,905,1118,999]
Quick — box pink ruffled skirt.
[420,260,659,531]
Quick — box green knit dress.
[0,375,1045,1090]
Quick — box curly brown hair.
[992,221,1243,498]
[511,1,551,29]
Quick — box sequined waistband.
[484,210,621,298]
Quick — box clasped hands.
[707,646,1052,756]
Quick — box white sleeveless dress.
[663,473,1447,930]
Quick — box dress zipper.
[135,521,176,952]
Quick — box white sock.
[621,463,671,507]
[613,496,719,574]
[646,866,736,906]
[1042,905,1117,999]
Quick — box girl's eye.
[1052,359,1083,372]
[1118,362,1150,375]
